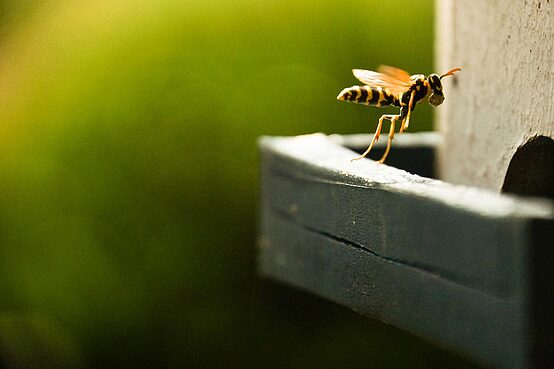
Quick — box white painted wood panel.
[436,0,553,190]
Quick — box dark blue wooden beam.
[258,133,554,369]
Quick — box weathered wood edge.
[257,133,554,369]
[260,133,553,219]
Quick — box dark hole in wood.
[502,135,554,200]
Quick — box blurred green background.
[0,1,479,368]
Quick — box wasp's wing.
[353,68,411,96]
[377,65,412,84]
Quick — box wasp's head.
[427,67,461,107]
[427,73,444,107]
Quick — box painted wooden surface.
[258,133,554,369]
[435,0,554,190]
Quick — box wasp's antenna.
[440,67,462,79]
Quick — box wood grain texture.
[435,0,554,190]
[258,133,554,369]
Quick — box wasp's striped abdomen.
[337,85,401,108]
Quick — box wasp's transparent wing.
[353,67,411,96]
[377,65,413,84]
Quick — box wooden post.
[436,0,554,190]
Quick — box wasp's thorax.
[427,73,444,107]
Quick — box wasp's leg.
[351,114,395,162]
[400,90,416,133]
[398,106,408,133]
[378,115,398,164]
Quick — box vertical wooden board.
[435,0,554,190]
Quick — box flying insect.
[337,65,461,163]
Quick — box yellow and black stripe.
[337,85,401,108]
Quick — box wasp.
[337,65,461,163]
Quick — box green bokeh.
[0,1,478,368]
